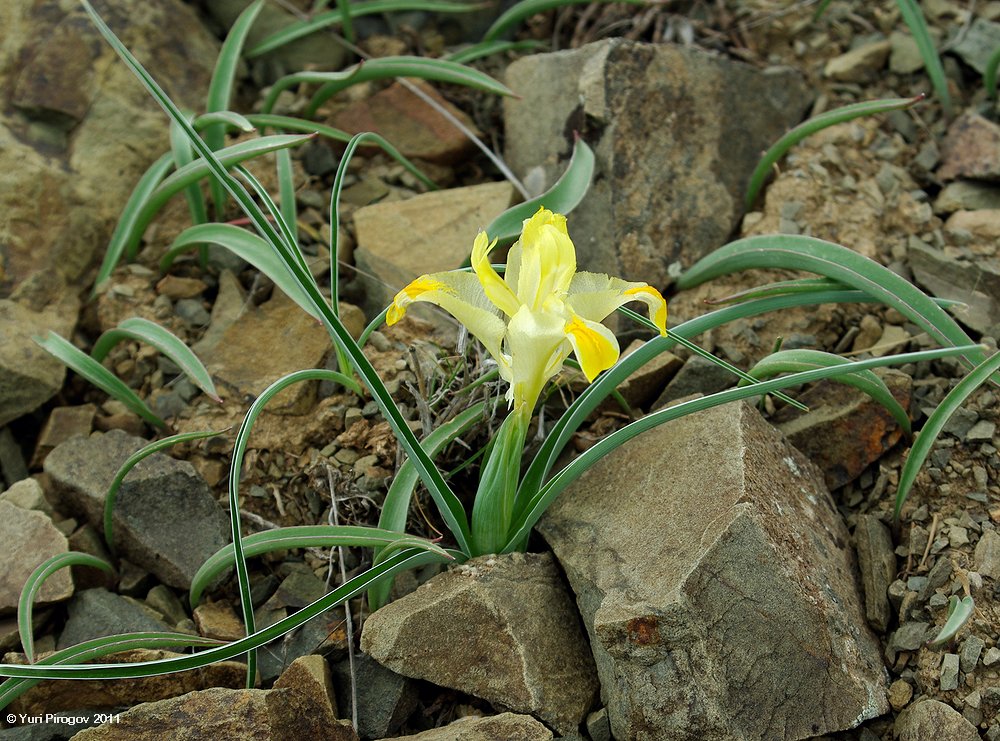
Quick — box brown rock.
[823,40,892,82]
[938,113,1000,182]
[7,649,246,717]
[391,713,553,740]
[894,699,979,741]
[854,515,897,631]
[193,601,246,642]
[156,275,208,300]
[273,654,339,721]
[0,500,72,613]
[331,80,481,164]
[31,404,96,467]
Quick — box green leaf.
[91,317,220,402]
[161,223,320,320]
[987,46,1000,99]
[169,113,209,233]
[445,39,546,64]
[103,429,227,554]
[894,351,1000,520]
[471,409,529,555]
[927,595,975,647]
[193,110,256,133]
[276,148,297,248]
[259,57,514,117]
[745,96,922,208]
[740,349,912,435]
[205,0,266,216]
[94,152,174,290]
[482,0,646,42]
[33,332,165,428]
[19,553,114,663]
[247,0,480,57]
[896,0,952,116]
[191,525,452,607]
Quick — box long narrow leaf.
[91,317,220,402]
[169,113,209,233]
[745,96,922,208]
[896,0,952,115]
[33,332,165,429]
[247,0,480,57]
[446,39,546,64]
[19,553,114,662]
[81,0,472,565]
[894,351,1000,520]
[276,148,297,248]
[482,0,646,42]
[987,46,1000,99]
[505,344,983,552]
[205,0,266,216]
[233,164,301,266]
[740,349,911,434]
[191,525,452,607]
[94,153,174,290]
[259,57,514,116]
[193,111,256,133]
[103,429,227,554]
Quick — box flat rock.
[824,39,892,82]
[976,529,1000,579]
[854,515,897,631]
[272,655,340,726]
[353,181,514,317]
[652,354,737,409]
[0,300,74,427]
[30,403,96,467]
[72,686,358,741]
[44,430,230,590]
[952,17,1000,73]
[7,648,246,717]
[934,181,1000,213]
[331,653,416,740]
[894,699,979,740]
[388,713,553,741]
[937,113,1000,182]
[504,39,811,287]
[57,589,172,650]
[772,369,911,490]
[537,402,888,741]
[361,552,599,735]
[332,80,481,164]
[201,291,332,415]
[909,239,1000,334]
[0,500,72,613]
[0,477,53,515]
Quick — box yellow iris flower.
[387,207,668,414]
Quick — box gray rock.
[652,354,737,408]
[0,477,53,515]
[44,430,230,590]
[0,427,29,488]
[538,402,887,741]
[952,17,1000,74]
[504,40,811,288]
[895,699,979,741]
[941,653,960,691]
[361,553,599,735]
[975,529,1000,579]
[585,707,611,741]
[331,653,417,740]
[918,556,952,604]
[57,588,172,649]
[0,715,96,740]
[908,240,1000,334]
[0,500,73,613]
[960,635,985,672]
[934,181,1000,213]
[391,713,553,740]
[889,30,924,73]
[854,515,897,631]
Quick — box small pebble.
[950,526,970,548]
[960,635,985,672]
[889,679,913,711]
[984,647,1000,666]
[941,653,960,691]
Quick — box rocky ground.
[1,0,1000,738]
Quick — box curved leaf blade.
[482,0,646,42]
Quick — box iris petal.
[471,231,519,318]
[565,315,620,381]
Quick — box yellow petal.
[471,231,520,318]
[567,272,668,335]
[515,207,577,310]
[624,285,668,336]
[505,305,570,412]
[564,315,620,382]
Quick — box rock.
[854,515,897,632]
[353,181,514,317]
[960,635,985,672]
[967,419,996,441]
[772,370,911,489]
[67,524,117,591]
[390,713,553,740]
[947,208,1000,242]
[30,404,96,467]
[888,679,913,711]
[272,655,339,725]
[0,477,53,515]
[887,622,932,663]
[201,291,333,415]
[585,707,612,741]
[952,17,1000,73]
[190,269,245,356]
[156,275,207,300]
[72,686,358,741]
[361,553,599,735]
[537,402,888,741]
[0,427,29,488]
[0,0,218,299]
[331,80,482,164]
[0,300,75,427]
[7,648,246,717]
[193,600,245,642]
[940,652,960,690]
[44,430,230,590]
[0,500,72,613]
[0,714,96,738]
[934,181,1000,213]
[824,39,892,82]
[895,699,979,740]
[504,39,811,287]
[889,31,924,73]
[331,653,417,740]
[908,240,1000,334]
[651,354,737,408]
[975,529,1000,579]
[604,340,682,410]
[938,113,1000,182]
[57,589,171,649]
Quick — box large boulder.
[537,401,888,740]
